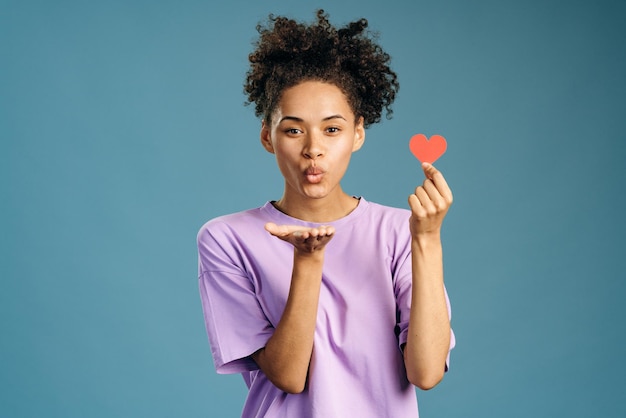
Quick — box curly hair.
[244,9,399,128]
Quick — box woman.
[198,10,455,417]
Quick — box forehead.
[272,81,354,123]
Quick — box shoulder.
[364,200,410,216]
[360,199,411,226]
[197,205,270,246]
[348,198,412,248]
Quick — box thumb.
[265,223,300,237]
[421,162,438,180]
[264,222,280,235]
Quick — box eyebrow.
[278,114,347,123]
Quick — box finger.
[422,163,453,203]
[293,230,306,239]
[310,227,324,239]
[319,229,334,242]
[415,186,436,214]
[415,186,429,203]
[316,225,335,237]
[423,178,439,198]
[423,178,444,203]
[264,223,303,237]
[409,188,423,206]
[408,193,422,210]
[423,179,450,212]
[431,172,453,203]
[264,222,280,235]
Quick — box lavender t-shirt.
[197,198,454,417]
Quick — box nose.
[303,131,324,159]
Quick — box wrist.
[294,248,325,263]
[411,232,442,252]
[292,250,325,285]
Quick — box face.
[261,81,365,204]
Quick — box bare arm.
[251,223,334,394]
[404,163,453,390]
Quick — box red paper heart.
[409,134,447,164]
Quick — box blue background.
[2,0,625,417]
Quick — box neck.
[273,189,359,223]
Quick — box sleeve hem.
[213,338,271,375]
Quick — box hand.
[265,223,335,254]
[408,162,453,237]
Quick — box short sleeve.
[394,252,456,371]
[197,222,274,374]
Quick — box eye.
[326,127,341,134]
[284,128,302,135]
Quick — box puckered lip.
[304,166,325,176]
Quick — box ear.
[260,120,275,154]
[352,116,365,152]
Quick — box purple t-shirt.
[197,198,454,417]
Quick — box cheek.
[272,146,302,174]
[335,141,357,159]
[273,143,298,161]
[330,147,355,175]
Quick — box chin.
[301,185,330,199]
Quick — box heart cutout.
[409,134,447,164]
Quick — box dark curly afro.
[244,9,399,128]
